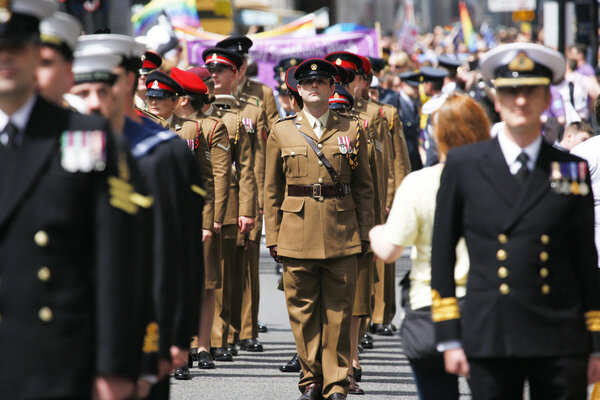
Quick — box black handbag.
[400,271,440,361]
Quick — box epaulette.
[131,129,176,158]
[332,109,358,120]
[136,106,169,128]
[276,114,296,123]
[239,93,262,107]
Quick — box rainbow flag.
[458,1,477,52]
[132,0,200,36]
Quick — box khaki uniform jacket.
[240,78,279,132]
[354,99,388,224]
[378,102,411,206]
[265,110,374,259]
[209,104,256,225]
[238,97,268,243]
[172,113,232,226]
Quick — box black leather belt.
[287,183,351,198]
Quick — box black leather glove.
[361,240,370,257]
[269,245,282,263]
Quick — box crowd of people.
[4,0,600,399]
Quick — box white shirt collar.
[303,109,330,139]
[497,127,542,175]
[0,94,37,133]
[205,105,214,116]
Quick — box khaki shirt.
[265,109,374,259]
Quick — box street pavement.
[170,242,471,399]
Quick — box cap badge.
[311,64,317,71]
[335,58,342,66]
[0,0,11,24]
[509,52,535,72]
[141,54,146,61]
[290,59,297,66]
[151,80,160,89]
[211,53,218,60]
[334,93,340,98]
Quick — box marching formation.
[3,0,600,400]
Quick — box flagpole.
[558,0,565,55]
[375,21,382,57]
[592,0,598,70]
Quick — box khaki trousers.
[283,255,357,398]
[372,260,396,324]
[211,224,237,348]
[240,241,260,340]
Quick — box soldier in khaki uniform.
[228,95,268,352]
[202,47,257,360]
[169,67,233,372]
[216,35,279,131]
[329,52,397,337]
[265,59,374,400]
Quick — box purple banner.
[186,30,379,91]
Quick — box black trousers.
[468,356,588,400]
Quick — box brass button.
[540,268,549,278]
[318,178,324,184]
[540,234,550,245]
[290,151,295,156]
[499,283,510,295]
[37,267,51,282]
[498,234,508,244]
[34,231,49,247]
[317,143,323,149]
[539,251,549,262]
[318,161,323,166]
[541,284,551,295]
[318,196,324,202]
[39,307,53,322]
[497,267,508,279]
[496,249,507,261]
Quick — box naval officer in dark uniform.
[0,1,149,399]
[398,70,423,172]
[431,42,600,399]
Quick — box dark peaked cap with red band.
[329,84,354,110]
[202,47,243,70]
[216,35,253,55]
[170,67,208,95]
[324,51,365,75]
[294,58,337,82]
[140,50,162,74]
[285,66,299,93]
[146,70,184,97]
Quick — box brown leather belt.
[287,183,351,199]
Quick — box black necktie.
[515,151,530,184]
[2,121,18,148]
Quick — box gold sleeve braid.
[431,290,460,322]
[585,311,600,331]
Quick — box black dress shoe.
[364,333,373,341]
[359,335,373,349]
[210,347,233,361]
[376,323,393,336]
[275,262,283,275]
[239,338,264,352]
[173,365,191,380]
[280,353,301,372]
[226,343,238,356]
[257,323,268,333]
[353,366,362,382]
[298,382,322,400]
[327,394,346,400]
[197,350,216,369]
